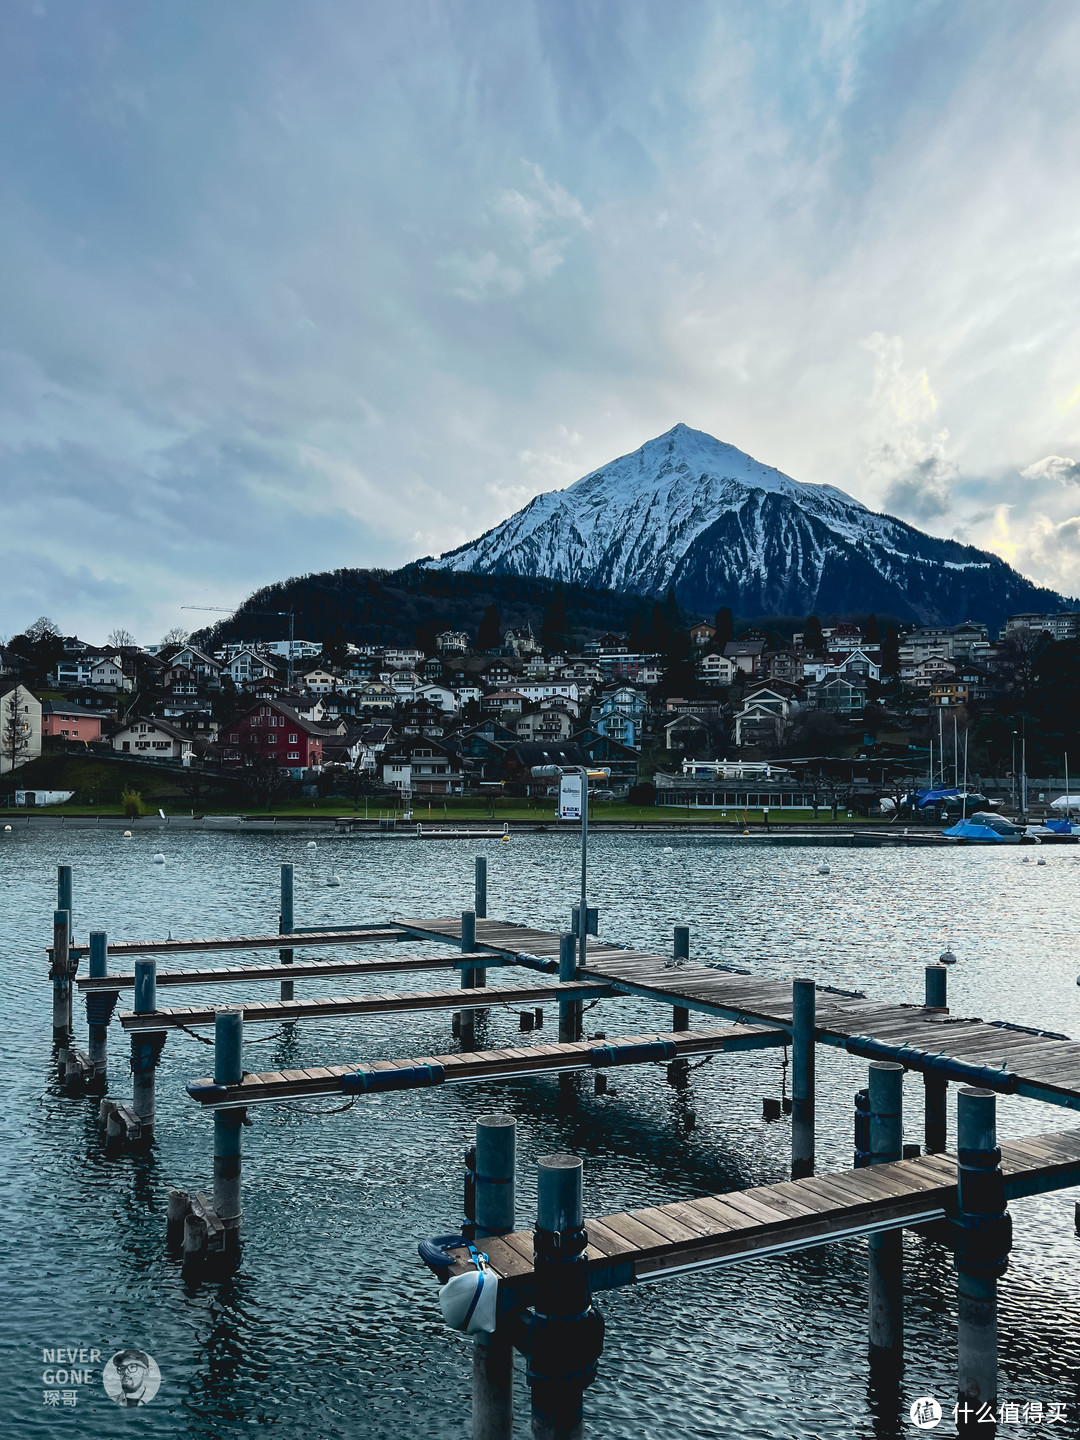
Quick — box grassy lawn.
[13,796,888,824]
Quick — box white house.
[516,681,581,704]
[222,649,282,686]
[302,667,340,693]
[90,656,132,692]
[1,683,43,773]
[699,653,737,686]
[111,716,194,763]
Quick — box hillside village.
[2,606,1078,814]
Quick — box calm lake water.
[3,826,1080,1438]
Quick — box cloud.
[1021,455,1080,487]
[859,334,958,521]
[3,1,1080,636]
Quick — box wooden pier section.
[77,949,502,992]
[60,924,410,960]
[401,916,1080,1112]
[119,979,612,1031]
[183,1022,787,1107]
[440,1129,1080,1295]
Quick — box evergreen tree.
[865,613,881,645]
[541,585,569,650]
[803,615,824,654]
[713,606,734,651]
[477,604,501,652]
[880,624,900,677]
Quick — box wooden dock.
[118,979,612,1030]
[183,1022,787,1107]
[401,916,1080,1112]
[439,1128,1080,1295]
[60,925,410,960]
[76,949,502,992]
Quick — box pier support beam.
[924,964,948,1153]
[558,933,581,1045]
[956,1087,1010,1432]
[57,866,74,1032]
[51,909,72,1046]
[791,978,815,1179]
[130,959,165,1145]
[672,925,690,1031]
[85,932,114,1085]
[528,1155,603,1440]
[459,910,481,1050]
[867,1061,904,1365]
[279,864,294,1001]
[472,1113,516,1440]
[213,1010,245,1254]
[475,857,488,920]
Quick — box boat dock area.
[44,856,1080,1437]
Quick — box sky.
[3,0,1080,644]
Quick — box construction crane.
[181,606,296,689]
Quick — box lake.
[3,826,1080,1437]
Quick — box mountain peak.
[433,426,1070,626]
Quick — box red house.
[218,701,326,769]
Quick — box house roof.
[111,715,192,743]
[508,742,592,768]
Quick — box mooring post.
[475,856,488,920]
[57,865,73,1029]
[130,959,166,1144]
[86,931,114,1085]
[791,978,816,1179]
[924,964,948,1153]
[51,909,72,1046]
[672,925,690,1030]
[472,1113,516,1440]
[213,1009,245,1253]
[956,1087,1009,1430]
[867,1061,904,1364]
[460,910,481,1050]
[279,863,295,1001]
[529,1155,603,1440]
[558,932,580,1044]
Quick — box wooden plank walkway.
[119,979,612,1030]
[184,1022,786,1107]
[438,1129,1080,1294]
[76,950,499,992]
[59,926,410,960]
[403,917,1080,1112]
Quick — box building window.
[288,733,297,743]
[287,751,299,760]
[268,733,277,743]
[229,733,238,743]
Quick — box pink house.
[41,704,103,743]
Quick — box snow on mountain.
[432,424,1070,625]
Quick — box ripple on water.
[2,829,1080,1437]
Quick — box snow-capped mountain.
[433,424,1071,625]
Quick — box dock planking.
[58,926,411,960]
[119,979,613,1030]
[184,1022,787,1107]
[402,915,1080,1111]
[439,1129,1080,1294]
[77,951,503,992]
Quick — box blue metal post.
[279,863,294,1001]
[867,1061,904,1362]
[956,1087,1009,1428]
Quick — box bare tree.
[107,628,137,649]
[160,626,189,647]
[25,616,60,642]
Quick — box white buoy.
[307,840,317,849]
[818,866,830,875]
[123,830,133,839]
[940,949,957,966]
[153,853,166,865]
[663,846,674,855]
[327,875,341,887]
[3,824,10,832]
